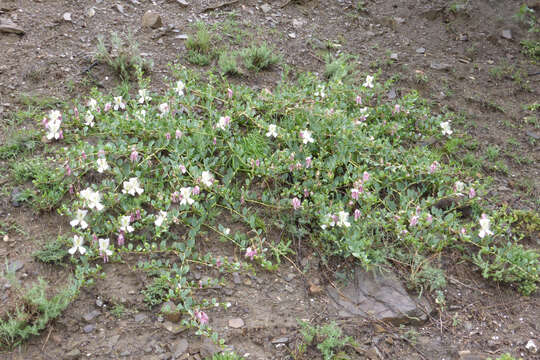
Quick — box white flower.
[337,211,351,228]
[96,158,110,173]
[201,171,214,187]
[478,214,494,238]
[84,111,95,127]
[49,110,62,122]
[300,129,314,144]
[223,227,231,235]
[180,187,195,205]
[363,75,374,88]
[359,107,369,115]
[119,215,134,233]
[70,209,88,229]
[314,85,326,98]
[98,238,113,256]
[135,109,146,123]
[154,211,167,227]
[122,177,144,196]
[113,96,126,111]
[87,98,98,111]
[216,116,231,130]
[175,80,185,96]
[68,235,87,255]
[266,124,278,138]
[454,181,465,193]
[46,117,62,140]
[440,121,453,136]
[159,103,169,116]
[138,89,151,104]
[321,213,336,230]
[80,188,104,211]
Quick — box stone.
[228,318,244,328]
[430,62,452,71]
[161,301,181,322]
[416,47,426,54]
[177,0,189,5]
[134,313,147,322]
[108,334,120,348]
[83,310,101,322]
[112,4,126,15]
[95,298,104,307]
[271,337,289,344]
[63,12,72,22]
[526,131,539,140]
[65,348,81,360]
[0,18,24,35]
[142,11,162,29]
[390,53,398,60]
[501,29,512,40]
[288,32,296,39]
[327,267,431,325]
[163,320,187,334]
[82,324,95,333]
[260,4,271,13]
[458,350,491,360]
[171,338,188,358]
[284,273,295,282]
[87,7,96,17]
[7,260,24,272]
[10,187,21,207]
[526,339,538,353]
[199,337,220,357]
[292,19,305,28]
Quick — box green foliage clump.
[218,51,240,75]
[299,321,353,360]
[0,278,80,349]
[142,276,171,307]
[33,237,69,265]
[242,44,279,71]
[186,22,214,66]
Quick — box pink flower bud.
[165,132,171,140]
[130,148,139,162]
[363,171,370,183]
[81,151,87,160]
[255,159,260,167]
[426,214,433,224]
[356,95,362,105]
[74,107,79,119]
[98,149,105,158]
[468,187,476,199]
[192,186,200,195]
[305,157,312,168]
[58,130,64,139]
[65,164,72,176]
[213,137,217,145]
[117,232,125,246]
[410,215,418,227]
[227,88,233,99]
[179,164,187,174]
[304,189,310,197]
[104,102,112,112]
[354,209,361,220]
[194,310,209,325]
[69,184,74,195]
[291,197,301,210]
[136,209,141,220]
[175,129,182,139]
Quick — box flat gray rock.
[0,18,24,35]
[327,268,431,325]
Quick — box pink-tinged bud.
[227,88,233,99]
[117,232,125,246]
[410,215,418,227]
[216,257,222,268]
[92,234,98,243]
[304,189,309,197]
[393,104,401,114]
[305,157,312,168]
[69,184,74,195]
[130,148,139,162]
[98,149,105,158]
[429,161,439,174]
[468,188,476,199]
[296,162,302,170]
[240,195,245,204]
[351,188,360,200]
[165,132,171,140]
[96,106,101,113]
[363,171,370,183]
[213,137,217,145]
[130,213,136,223]
[65,164,72,176]
[245,247,257,260]
[291,197,301,210]
[175,129,182,139]
[81,151,87,160]
[289,164,295,171]
[192,185,200,195]
[426,213,433,224]
[354,209,361,221]
[460,227,467,235]
[255,159,260,167]
[104,102,112,112]
[179,164,187,174]
[356,95,362,105]
[171,191,180,203]
[199,280,203,289]
[74,107,79,119]
[58,130,64,139]
[136,209,141,220]
[416,206,421,215]
[348,200,354,206]
[42,117,49,127]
